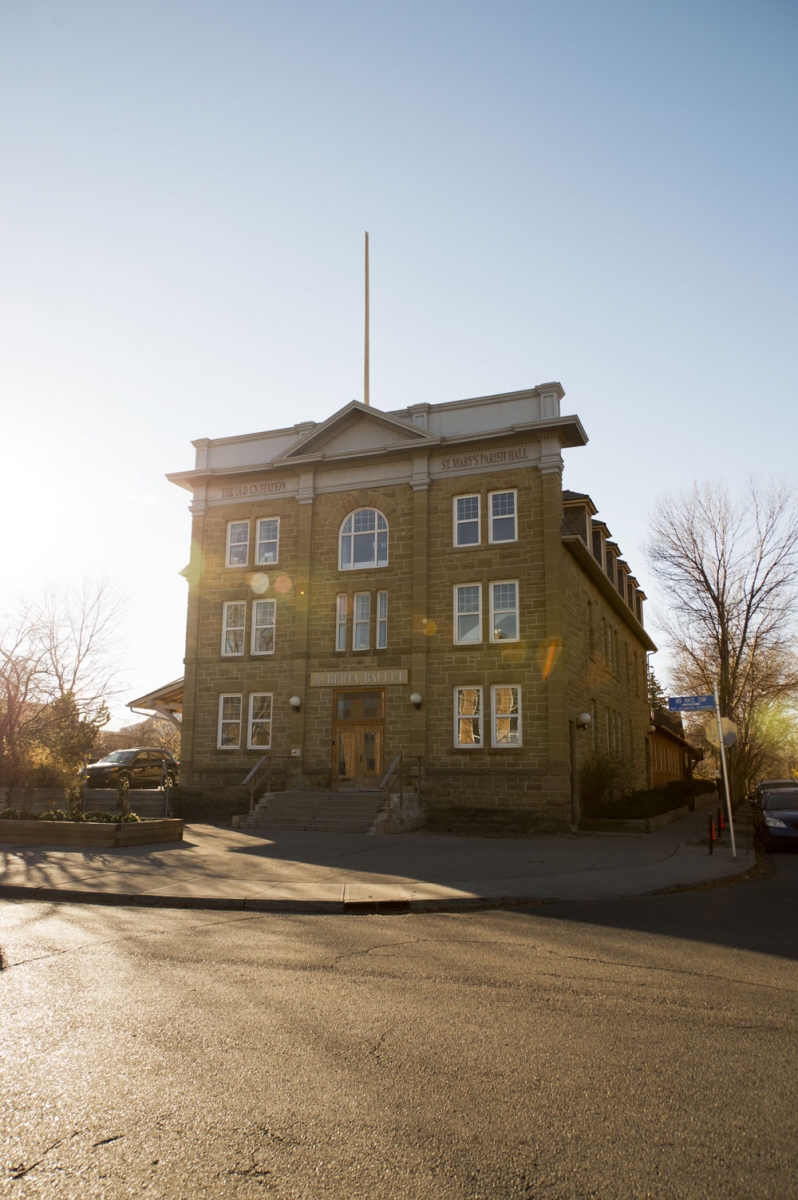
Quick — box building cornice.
[167,416,587,492]
[563,534,657,651]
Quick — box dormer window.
[339,508,388,570]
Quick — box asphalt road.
[2,853,797,1200]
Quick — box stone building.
[164,382,655,829]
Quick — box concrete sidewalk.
[0,807,757,913]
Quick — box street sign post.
[713,683,737,859]
[668,695,715,712]
[666,690,737,859]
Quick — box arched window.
[339,508,388,570]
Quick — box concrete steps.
[244,790,388,834]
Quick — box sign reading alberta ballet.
[310,669,408,687]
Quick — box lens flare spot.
[537,637,563,680]
[422,618,438,637]
[274,574,293,595]
[501,645,525,663]
[249,572,270,595]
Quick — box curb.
[0,884,546,914]
[0,865,754,915]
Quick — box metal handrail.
[379,755,402,792]
[241,755,294,813]
[380,754,423,808]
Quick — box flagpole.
[364,231,370,406]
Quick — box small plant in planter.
[116,775,131,817]
[1,807,22,820]
[64,780,85,818]
[20,780,36,818]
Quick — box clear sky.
[1,0,796,723]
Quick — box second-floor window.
[489,581,519,642]
[222,602,246,656]
[454,584,482,644]
[256,518,280,564]
[252,599,276,654]
[339,508,388,570]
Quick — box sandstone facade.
[167,385,655,829]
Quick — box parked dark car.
[752,785,798,851]
[84,748,179,790]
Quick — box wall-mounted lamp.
[410,692,423,710]
[289,695,302,712]
[575,712,592,731]
[648,724,656,733]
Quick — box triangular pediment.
[276,402,436,461]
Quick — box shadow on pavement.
[527,851,798,964]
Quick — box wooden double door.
[333,690,384,788]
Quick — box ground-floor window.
[248,693,273,749]
[218,694,242,748]
[454,685,523,747]
[454,686,483,747]
[491,685,521,746]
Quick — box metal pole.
[714,682,737,859]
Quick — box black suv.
[84,748,179,790]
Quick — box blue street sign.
[668,694,715,712]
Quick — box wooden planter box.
[579,805,690,834]
[0,818,183,847]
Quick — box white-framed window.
[226,520,249,567]
[221,601,246,656]
[489,581,519,642]
[248,693,273,749]
[339,508,388,570]
[256,517,280,565]
[454,584,482,644]
[488,490,517,543]
[217,694,242,749]
[453,494,480,547]
[491,685,521,747]
[251,599,276,654]
[335,594,348,651]
[353,592,371,650]
[377,591,388,649]
[454,686,483,747]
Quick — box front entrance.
[333,690,384,788]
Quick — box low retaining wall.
[373,793,427,834]
[579,806,690,834]
[0,818,184,847]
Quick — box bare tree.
[647,481,798,795]
[0,580,125,782]
[95,715,181,759]
[36,580,125,722]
